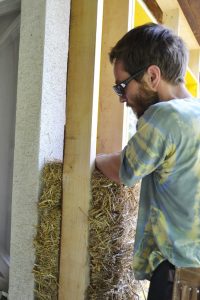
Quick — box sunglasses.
[113,67,147,97]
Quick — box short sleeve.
[119,108,169,187]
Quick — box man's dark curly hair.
[109,23,188,85]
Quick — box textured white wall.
[9,0,71,299]
[39,0,70,167]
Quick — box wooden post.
[59,0,103,299]
[188,49,200,97]
[96,0,130,153]
[163,8,180,34]
[189,49,200,80]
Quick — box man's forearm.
[95,152,121,184]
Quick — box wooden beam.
[143,0,163,23]
[97,0,130,154]
[59,0,103,299]
[177,0,200,46]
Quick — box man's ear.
[144,65,161,91]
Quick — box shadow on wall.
[0,0,21,292]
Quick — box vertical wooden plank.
[189,49,200,80]
[163,8,180,34]
[59,1,103,299]
[122,0,136,147]
[97,0,130,154]
[189,49,200,97]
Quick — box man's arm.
[95,152,121,184]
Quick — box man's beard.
[127,82,160,118]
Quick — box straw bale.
[33,162,62,300]
[88,169,149,300]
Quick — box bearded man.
[96,23,200,300]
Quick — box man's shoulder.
[143,98,200,122]
[137,98,200,134]
[140,100,177,126]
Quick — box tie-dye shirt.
[119,98,200,280]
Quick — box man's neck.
[158,81,191,102]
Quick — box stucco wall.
[9,1,71,299]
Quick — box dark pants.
[147,260,175,300]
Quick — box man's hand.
[95,152,122,184]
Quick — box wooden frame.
[59,1,103,299]
[59,0,132,298]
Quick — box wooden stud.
[189,49,200,97]
[96,0,130,154]
[163,8,180,34]
[59,1,103,299]
[189,49,200,80]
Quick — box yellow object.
[185,68,198,97]
[134,0,156,27]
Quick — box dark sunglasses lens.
[113,85,124,97]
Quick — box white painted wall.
[9,0,71,299]
[39,1,70,167]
